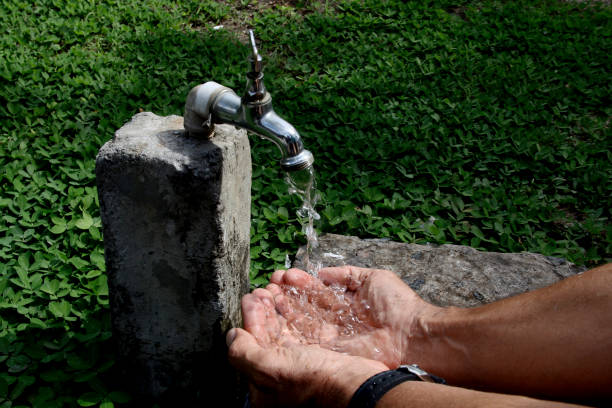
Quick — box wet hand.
[268,266,441,367]
[227,288,387,407]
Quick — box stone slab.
[96,112,250,405]
[294,234,585,307]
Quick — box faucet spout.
[243,100,314,171]
[183,30,314,172]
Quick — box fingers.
[252,287,275,308]
[266,282,283,297]
[270,268,315,289]
[319,265,375,291]
[267,283,293,316]
[242,289,278,345]
[246,285,312,346]
[227,327,298,385]
[267,277,342,345]
[226,328,264,373]
[271,269,329,309]
[227,328,284,408]
[269,269,286,285]
[265,282,314,344]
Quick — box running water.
[285,166,322,276]
[283,168,388,361]
[283,167,402,365]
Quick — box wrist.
[349,365,447,408]
[319,357,388,408]
[400,303,445,363]
[403,305,470,381]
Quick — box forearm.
[324,365,586,408]
[377,381,588,408]
[411,264,612,399]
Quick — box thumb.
[226,328,239,347]
[227,328,263,372]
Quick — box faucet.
[184,30,314,172]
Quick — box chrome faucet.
[184,30,314,172]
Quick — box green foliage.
[0,0,610,406]
[252,0,611,271]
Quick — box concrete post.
[95,112,251,406]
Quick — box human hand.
[268,266,441,367]
[227,287,388,408]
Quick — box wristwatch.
[397,364,445,383]
[348,364,446,408]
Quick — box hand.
[227,287,388,408]
[268,266,441,367]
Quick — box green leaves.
[247,0,612,281]
[77,389,130,407]
[77,392,102,407]
[48,301,72,319]
[40,279,60,296]
[74,212,94,230]
[260,0,610,266]
[6,356,31,374]
[49,217,67,234]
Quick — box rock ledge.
[294,234,585,307]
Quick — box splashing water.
[281,283,373,343]
[282,168,391,360]
[280,283,398,365]
[285,166,322,276]
[281,169,386,356]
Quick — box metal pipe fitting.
[183,30,314,172]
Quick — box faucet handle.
[245,30,267,102]
[248,30,263,75]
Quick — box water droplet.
[285,253,291,269]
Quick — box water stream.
[284,167,386,360]
[285,166,322,276]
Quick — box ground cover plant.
[1,0,610,406]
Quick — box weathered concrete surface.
[294,234,585,307]
[96,112,250,406]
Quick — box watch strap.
[347,369,421,408]
[348,366,446,408]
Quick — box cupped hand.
[268,266,441,367]
[227,286,387,408]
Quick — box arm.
[377,381,586,408]
[411,263,612,399]
[226,266,605,408]
[227,327,587,408]
[268,264,612,400]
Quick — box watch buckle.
[398,364,436,383]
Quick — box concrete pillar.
[95,112,251,406]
